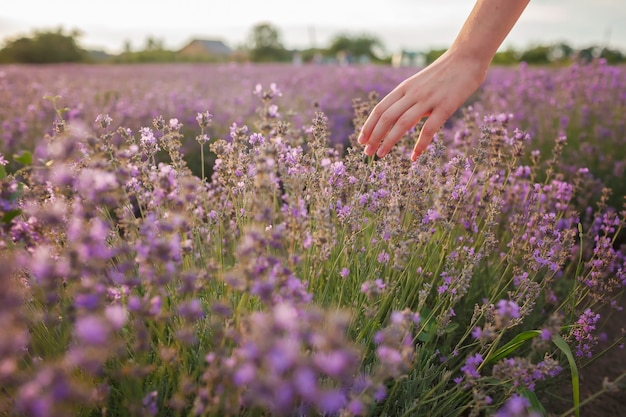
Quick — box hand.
[357,51,488,161]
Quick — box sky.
[1,0,625,54]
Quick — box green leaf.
[520,388,547,416]
[2,209,21,224]
[552,334,580,417]
[14,150,33,166]
[0,164,6,179]
[487,330,542,363]
[417,330,433,343]
[443,322,459,334]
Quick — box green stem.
[200,143,205,182]
[558,371,626,417]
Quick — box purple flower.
[139,127,159,153]
[233,363,256,386]
[317,389,346,414]
[267,104,280,118]
[361,279,386,298]
[314,351,354,378]
[177,298,205,320]
[104,304,128,330]
[75,293,101,310]
[377,250,390,264]
[168,118,180,129]
[249,132,265,146]
[461,353,483,379]
[195,110,213,128]
[494,394,540,417]
[75,315,109,345]
[142,390,158,416]
[347,399,366,415]
[572,308,601,357]
[495,299,521,326]
[471,327,482,339]
[196,134,209,144]
[294,367,318,399]
[376,346,403,366]
[373,385,387,402]
[422,208,440,224]
[95,114,112,128]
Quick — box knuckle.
[396,114,416,130]
[378,112,395,126]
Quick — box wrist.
[438,47,490,84]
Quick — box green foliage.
[326,33,386,61]
[519,45,552,65]
[110,36,178,63]
[1,23,625,66]
[552,334,581,417]
[576,46,625,64]
[425,48,447,65]
[113,49,178,63]
[599,47,625,64]
[492,48,520,66]
[0,27,87,64]
[247,22,291,62]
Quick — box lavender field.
[0,61,624,417]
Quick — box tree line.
[1,24,624,65]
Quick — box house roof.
[184,39,233,55]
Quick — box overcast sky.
[1,0,625,54]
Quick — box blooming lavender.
[0,60,624,417]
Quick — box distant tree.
[123,39,133,54]
[247,22,290,62]
[113,50,176,64]
[599,47,625,64]
[144,36,164,52]
[424,48,447,65]
[492,47,519,66]
[574,46,624,64]
[299,48,324,63]
[575,46,602,63]
[547,42,574,62]
[519,45,551,65]
[326,34,385,62]
[0,27,86,63]
[112,36,176,63]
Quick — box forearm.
[447,0,530,70]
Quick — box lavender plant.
[479,59,626,210]
[0,62,624,417]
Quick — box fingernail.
[364,145,373,155]
[376,149,385,158]
[357,134,365,144]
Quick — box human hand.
[357,51,488,161]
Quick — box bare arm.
[358,0,530,161]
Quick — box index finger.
[357,89,405,145]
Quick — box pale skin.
[357,0,531,161]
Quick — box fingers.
[358,92,434,158]
[411,109,450,161]
[358,85,454,161]
[374,103,431,158]
[360,97,412,157]
[357,89,404,147]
